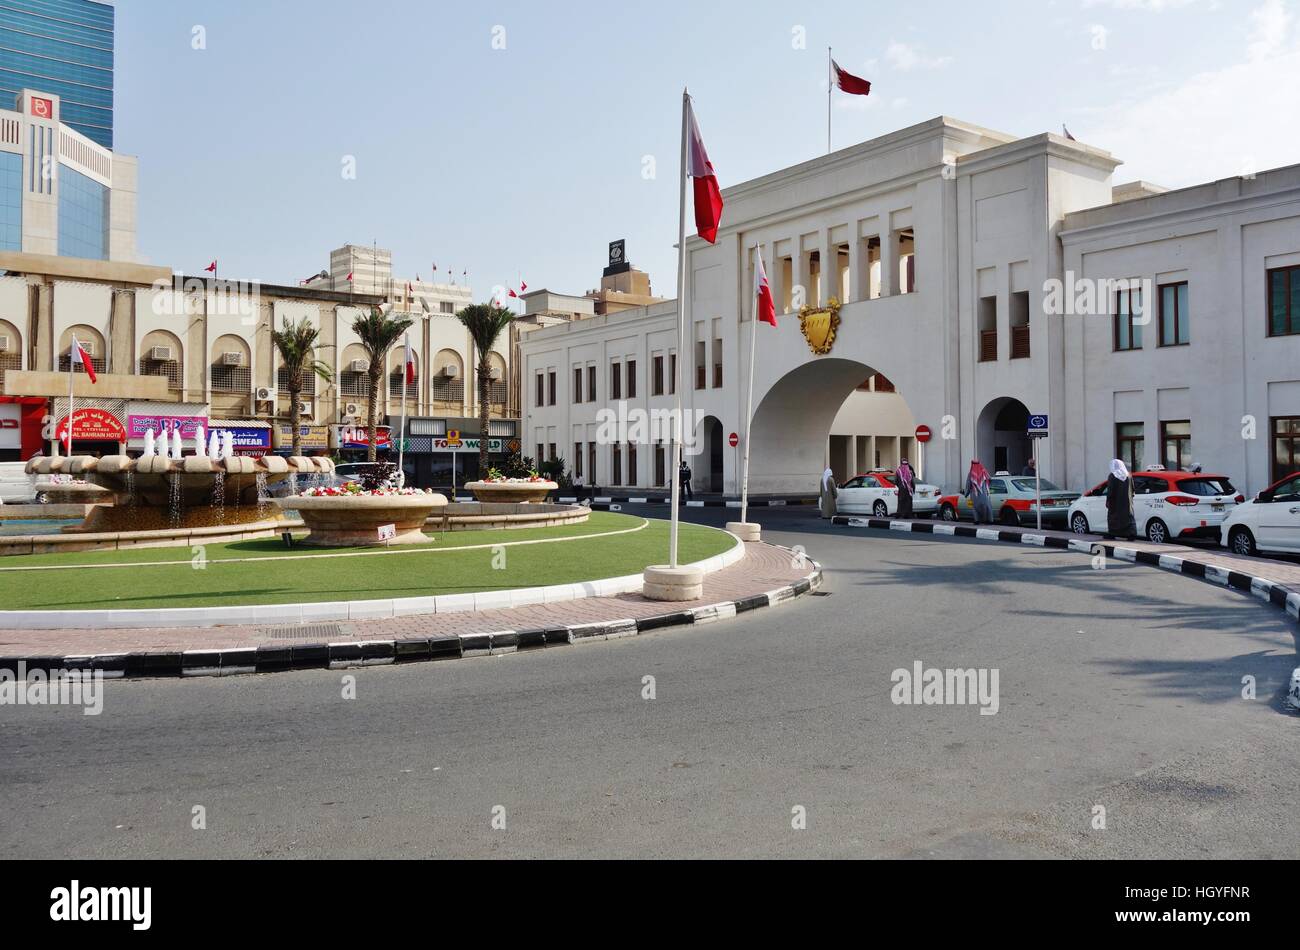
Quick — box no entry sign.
[915,425,933,444]
[728,432,739,448]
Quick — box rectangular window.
[547,370,556,406]
[549,443,557,462]
[587,365,596,402]
[654,441,666,487]
[626,443,637,487]
[573,367,583,404]
[652,355,664,396]
[611,444,622,486]
[589,443,597,486]
[669,353,677,395]
[695,340,706,390]
[1272,416,1300,484]
[1114,286,1144,351]
[1159,282,1190,347]
[536,443,544,464]
[978,295,997,362]
[626,359,636,399]
[713,339,723,388]
[1116,422,1145,473]
[1161,420,1192,471]
[535,373,544,408]
[610,360,622,400]
[574,443,583,478]
[1268,265,1300,337]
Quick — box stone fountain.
[25,427,334,534]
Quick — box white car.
[1068,470,1243,544]
[1219,473,1300,556]
[838,471,940,517]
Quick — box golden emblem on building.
[798,298,841,355]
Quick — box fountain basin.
[464,480,558,504]
[34,479,114,506]
[276,494,448,547]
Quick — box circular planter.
[464,481,558,504]
[276,493,448,547]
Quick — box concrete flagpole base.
[725,521,761,542]
[642,564,704,602]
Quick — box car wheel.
[1228,527,1257,557]
[1070,513,1090,535]
[999,506,1020,527]
[1145,519,1169,544]
[872,500,889,518]
[940,504,957,522]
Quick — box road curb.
[832,515,1300,712]
[0,555,823,682]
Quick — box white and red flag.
[205,260,217,274]
[832,59,872,97]
[71,334,96,384]
[754,252,777,327]
[404,334,416,386]
[686,98,723,244]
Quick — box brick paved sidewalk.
[0,542,812,658]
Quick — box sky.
[115,0,1300,300]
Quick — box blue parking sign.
[1028,414,1049,438]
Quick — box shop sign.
[337,425,392,450]
[275,423,330,450]
[56,408,127,444]
[431,437,505,454]
[128,414,207,441]
[210,425,272,457]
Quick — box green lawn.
[0,513,736,611]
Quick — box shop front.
[125,402,210,453]
[273,422,332,457]
[334,424,393,463]
[208,421,273,458]
[0,397,46,461]
[400,417,517,490]
[49,398,129,457]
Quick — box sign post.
[1027,414,1050,530]
[914,424,932,482]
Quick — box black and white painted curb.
[833,515,1300,712]
[558,495,817,509]
[0,560,823,682]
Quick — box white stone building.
[520,116,1300,496]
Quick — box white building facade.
[521,117,1300,496]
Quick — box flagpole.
[668,88,690,570]
[64,338,74,457]
[740,246,761,525]
[827,47,833,154]
[398,333,409,487]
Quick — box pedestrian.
[965,459,993,524]
[1105,458,1137,541]
[679,460,693,500]
[820,467,838,519]
[895,457,916,519]
[1022,457,1037,478]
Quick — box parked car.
[838,470,941,517]
[1067,469,1243,544]
[939,474,1080,527]
[1219,472,1300,556]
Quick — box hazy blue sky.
[117,0,1300,299]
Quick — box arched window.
[338,343,370,398]
[431,349,464,405]
[388,349,419,402]
[139,330,183,391]
[58,325,106,376]
[485,351,507,406]
[209,334,251,393]
[277,348,318,397]
[0,319,20,387]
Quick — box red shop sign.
[56,408,127,444]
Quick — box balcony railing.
[979,330,998,362]
[1010,325,1031,360]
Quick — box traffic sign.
[728,432,739,448]
[1027,414,1049,438]
[915,425,932,444]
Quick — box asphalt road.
[1,506,1296,858]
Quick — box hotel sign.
[56,408,126,444]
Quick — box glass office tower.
[0,0,113,148]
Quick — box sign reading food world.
[56,408,126,444]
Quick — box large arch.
[977,396,1032,475]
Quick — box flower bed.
[465,479,558,504]
[299,484,438,498]
[275,491,449,546]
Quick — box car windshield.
[1011,478,1062,492]
[1175,477,1235,497]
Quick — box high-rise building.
[0,0,114,149]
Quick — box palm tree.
[457,302,516,475]
[351,305,414,462]
[271,317,332,457]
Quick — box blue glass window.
[0,150,22,250]
[57,161,106,259]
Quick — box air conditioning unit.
[298,401,312,417]
[221,351,244,366]
[344,402,361,417]
[350,359,370,373]
[442,364,459,378]
[149,345,173,361]
[255,387,274,402]
[489,367,503,381]
[0,334,9,352]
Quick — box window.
[1159,282,1189,346]
[652,355,664,396]
[589,443,597,486]
[58,352,105,376]
[388,368,418,401]
[695,340,706,390]
[547,370,556,406]
[1268,265,1300,337]
[669,353,677,394]
[440,302,456,314]
[713,340,723,388]
[587,365,596,402]
[277,366,316,396]
[58,164,108,261]
[1272,416,1300,484]
[627,443,637,486]
[611,443,622,485]
[573,367,583,404]
[341,371,369,398]
[1161,420,1192,471]
[431,376,462,403]
[536,443,544,464]
[610,360,622,400]
[535,373,544,408]
[1116,422,1145,473]
[1114,286,1144,351]
[0,151,21,251]
[871,374,895,393]
[978,296,997,362]
[210,363,250,393]
[548,443,557,462]
[626,359,636,399]
[574,443,583,479]
[654,441,666,487]
[1010,291,1030,360]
